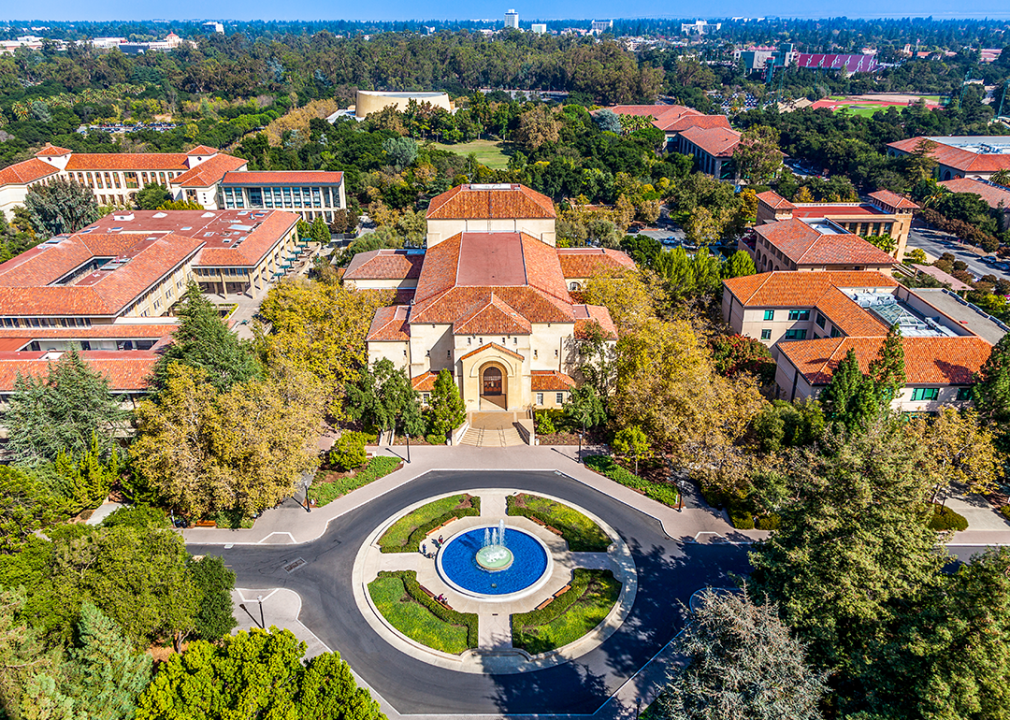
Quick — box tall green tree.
[346,358,424,439]
[3,349,128,464]
[819,348,878,434]
[381,136,418,171]
[153,283,262,394]
[749,423,943,673]
[188,555,238,641]
[0,466,68,554]
[63,602,153,720]
[135,629,385,720]
[722,250,756,279]
[564,384,607,433]
[657,589,827,720]
[426,369,465,438]
[973,332,1010,426]
[134,183,172,210]
[733,125,784,185]
[23,177,101,237]
[868,324,906,405]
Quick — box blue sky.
[14,0,1010,22]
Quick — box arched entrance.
[482,366,503,395]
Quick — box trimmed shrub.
[328,431,374,471]
[928,503,969,532]
[535,411,558,435]
[511,569,621,654]
[728,509,755,530]
[755,514,781,531]
[378,495,481,553]
[1002,505,1010,522]
[309,455,401,507]
[425,433,445,446]
[507,494,611,551]
[584,455,679,506]
[100,504,170,529]
[376,570,478,649]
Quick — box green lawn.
[432,139,510,169]
[308,456,402,508]
[377,494,480,553]
[507,494,611,552]
[368,574,473,654]
[836,104,888,117]
[512,569,622,654]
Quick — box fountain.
[475,519,513,571]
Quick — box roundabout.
[185,469,755,716]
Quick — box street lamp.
[405,432,411,464]
[256,594,265,629]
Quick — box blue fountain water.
[440,527,548,595]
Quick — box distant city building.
[504,9,519,29]
[117,32,193,55]
[887,136,1010,182]
[591,20,613,33]
[737,43,796,73]
[203,21,224,34]
[90,37,127,49]
[796,53,878,73]
[352,90,452,119]
[681,20,721,35]
[0,35,43,54]
[531,23,547,35]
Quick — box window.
[830,327,842,338]
[554,349,559,358]
[911,387,940,402]
[763,310,774,321]
[760,329,772,340]
[422,393,430,403]
[788,310,810,321]
[816,313,826,329]
[534,350,538,359]
[556,392,564,404]
[957,387,972,401]
[536,393,544,405]
[784,329,807,340]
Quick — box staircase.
[460,426,525,447]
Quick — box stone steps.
[459,426,525,447]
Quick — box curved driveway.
[188,470,753,716]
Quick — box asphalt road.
[906,224,1009,282]
[188,470,752,716]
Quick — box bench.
[431,516,459,534]
[535,597,555,611]
[528,516,563,536]
[194,520,217,528]
[554,584,571,597]
[419,583,453,611]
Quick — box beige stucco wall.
[426,218,556,248]
[368,341,410,371]
[355,91,451,118]
[123,261,195,318]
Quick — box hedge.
[309,455,402,508]
[511,569,621,654]
[506,494,611,552]
[372,570,478,652]
[928,503,969,532]
[378,494,480,553]
[728,509,754,530]
[1002,506,1010,522]
[584,455,679,507]
[755,514,781,531]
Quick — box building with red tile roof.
[600,105,732,152]
[938,177,1010,230]
[218,170,346,223]
[745,217,897,273]
[0,350,159,399]
[363,183,620,414]
[754,190,917,259]
[887,136,1010,182]
[677,126,743,181]
[722,269,1004,411]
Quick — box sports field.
[432,139,510,169]
[814,94,945,117]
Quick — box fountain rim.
[435,524,554,602]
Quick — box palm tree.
[990,170,1010,189]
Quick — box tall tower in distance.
[504,9,519,29]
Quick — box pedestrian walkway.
[181,444,765,546]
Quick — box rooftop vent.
[201,212,216,218]
[153,212,168,218]
[113,213,134,222]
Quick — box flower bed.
[511,569,621,654]
[507,494,611,552]
[369,570,477,654]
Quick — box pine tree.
[973,332,1010,425]
[189,556,238,641]
[310,216,331,244]
[868,324,906,406]
[820,348,877,434]
[426,369,466,438]
[63,603,152,720]
[152,283,262,394]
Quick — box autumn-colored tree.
[612,426,649,475]
[733,126,783,185]
[580,267,667,334]
[256,278,393,416]
[514,105,561,151]
[130,364,324,518]
[265,98,340,146]
[905,408,998,504]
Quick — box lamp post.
[405,432,411,464]
[256,594,265,629]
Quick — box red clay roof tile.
[427,184,555,220]
[344,249,424,281]
[754,219,896,266]
[557,248,635,277]
[531,370,576,391]
[0,159,59,185]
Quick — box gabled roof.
[756,190,795,211]
[453,294,532,335]
[723,271,899,307]
[678,125,741,158]
[65,153,190,171]
[869,189,919,210]
[426,184,555,220]
[0,159,59,186]
[573,304,618,340]
[663,114,732,133]
[411,370,438,392]
[365,305,410,342]
[938,178,1010,211]
[344,249,424,281]
[779,336,992,386]
[170,154,248,188]
[557,248,635,278]
[185,145,218,156]
[459,342,525,363]
[0,351,157,393]
[35,144,72,157]
[754,219,896,266]
[410,233,574,325]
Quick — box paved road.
[189,470,752,716]
[906,224,1009,282]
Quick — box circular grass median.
[506,493,611,552]
[368,571,478,655]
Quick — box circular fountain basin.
[437,526,552,601]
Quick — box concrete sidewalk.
[182,444,767,546]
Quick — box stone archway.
[479,361,508,410]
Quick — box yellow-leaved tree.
[255,277,393,417]
[130,364,324,518]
